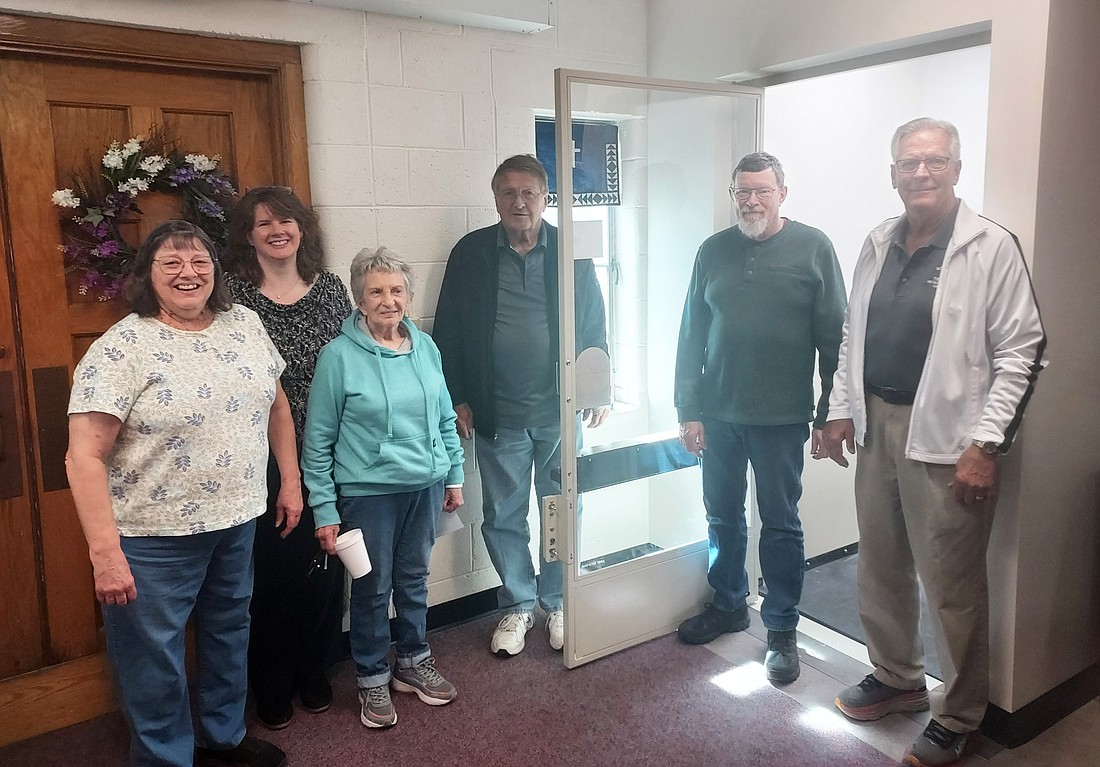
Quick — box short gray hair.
[491,154,549,194]
[733,151,785,188]
[349,246,414,305]
[891,118,962,161]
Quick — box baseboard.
[426,588,499,632]
[804,542,859,570]
[981,663,1100,747]
[0,653,117,748]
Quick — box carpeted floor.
[2,613,901,767]
[799,552,943,681]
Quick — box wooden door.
[0,14,310,745]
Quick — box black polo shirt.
[863,200,960,393]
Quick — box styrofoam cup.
[334,528,371,578]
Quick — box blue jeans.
[338,482,442,689]
[102,521,255,767]
[701,419,808,632]
[477,423,576,614]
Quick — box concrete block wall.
[0,0,647,608]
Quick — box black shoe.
[676,603,750,644]
[195,735,287,767]
[299,672,333,714]
[764,629,800,683]
[255,698,293,730]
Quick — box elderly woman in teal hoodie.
[303,246,464,731]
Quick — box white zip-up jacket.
[828,200,1047,464]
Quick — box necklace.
[264,277,308,302]
[159,307,212,330]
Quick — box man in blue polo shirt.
[434,154,609,657]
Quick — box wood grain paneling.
[0,652,115,747]
[0,153,40,680]
[0,12,310,737]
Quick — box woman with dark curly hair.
[226,187,352,730]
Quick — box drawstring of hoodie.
[358,313,437,472]
[370,341,395,438]
[410,345,438,474]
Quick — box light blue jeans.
[102,521,255,767]
[701,419,809,632]
[338,482,442,690]
[477,422,580,614]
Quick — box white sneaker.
[547,610,564,651]
[490,612,533,656]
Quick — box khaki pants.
[854,394,993,732]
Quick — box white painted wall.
[764,45,991,559]
[649,0,1100,715]
[0,0,647,607]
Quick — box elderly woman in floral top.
[65,220,297,767]
[225,187,352,730]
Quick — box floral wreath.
[52,128,237,300]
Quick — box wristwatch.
[973,440,1000,456]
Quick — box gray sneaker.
[903,719,968,766]
[834,673,929,721]
[358,684,397,728]
[391,657,457,706]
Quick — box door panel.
[0,52,288,669]
[0,171,40,679]
[0,16,309,743]
[552,70,763,667]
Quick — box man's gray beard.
[736,213,769,240]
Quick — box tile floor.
[714,608,1095,766]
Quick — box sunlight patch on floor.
[709,661,770,697]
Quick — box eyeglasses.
[154,257,215,275]
[730,187,777,202]
[494,188,545,204]
[894,156,954,173]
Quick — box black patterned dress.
[227,270,353,724]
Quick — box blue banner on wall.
[535,117,620,207]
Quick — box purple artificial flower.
[169,167,198,186]
[96,240,120,258]
[198,200,223,219]
[208,175,235,194]
[106,192,131,210]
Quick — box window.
[535,117,620,399]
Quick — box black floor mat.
[796,552,943,681]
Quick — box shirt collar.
[892,198,961,252]
[496,221,548,254]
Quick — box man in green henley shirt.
[673,151,846,684]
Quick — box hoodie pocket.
[370,434,436,486]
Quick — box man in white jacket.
[820,118,1046,767]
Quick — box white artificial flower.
[139,155,167,175]
[122,137,143,158]
[51,188,81,208]
[185,153,216,172]
[102,142,124,170]
[118,178,151,195]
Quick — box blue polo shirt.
[492,224,558,429]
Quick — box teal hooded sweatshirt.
[302,313,464,528]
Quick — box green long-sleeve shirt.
[674,220,846,428]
